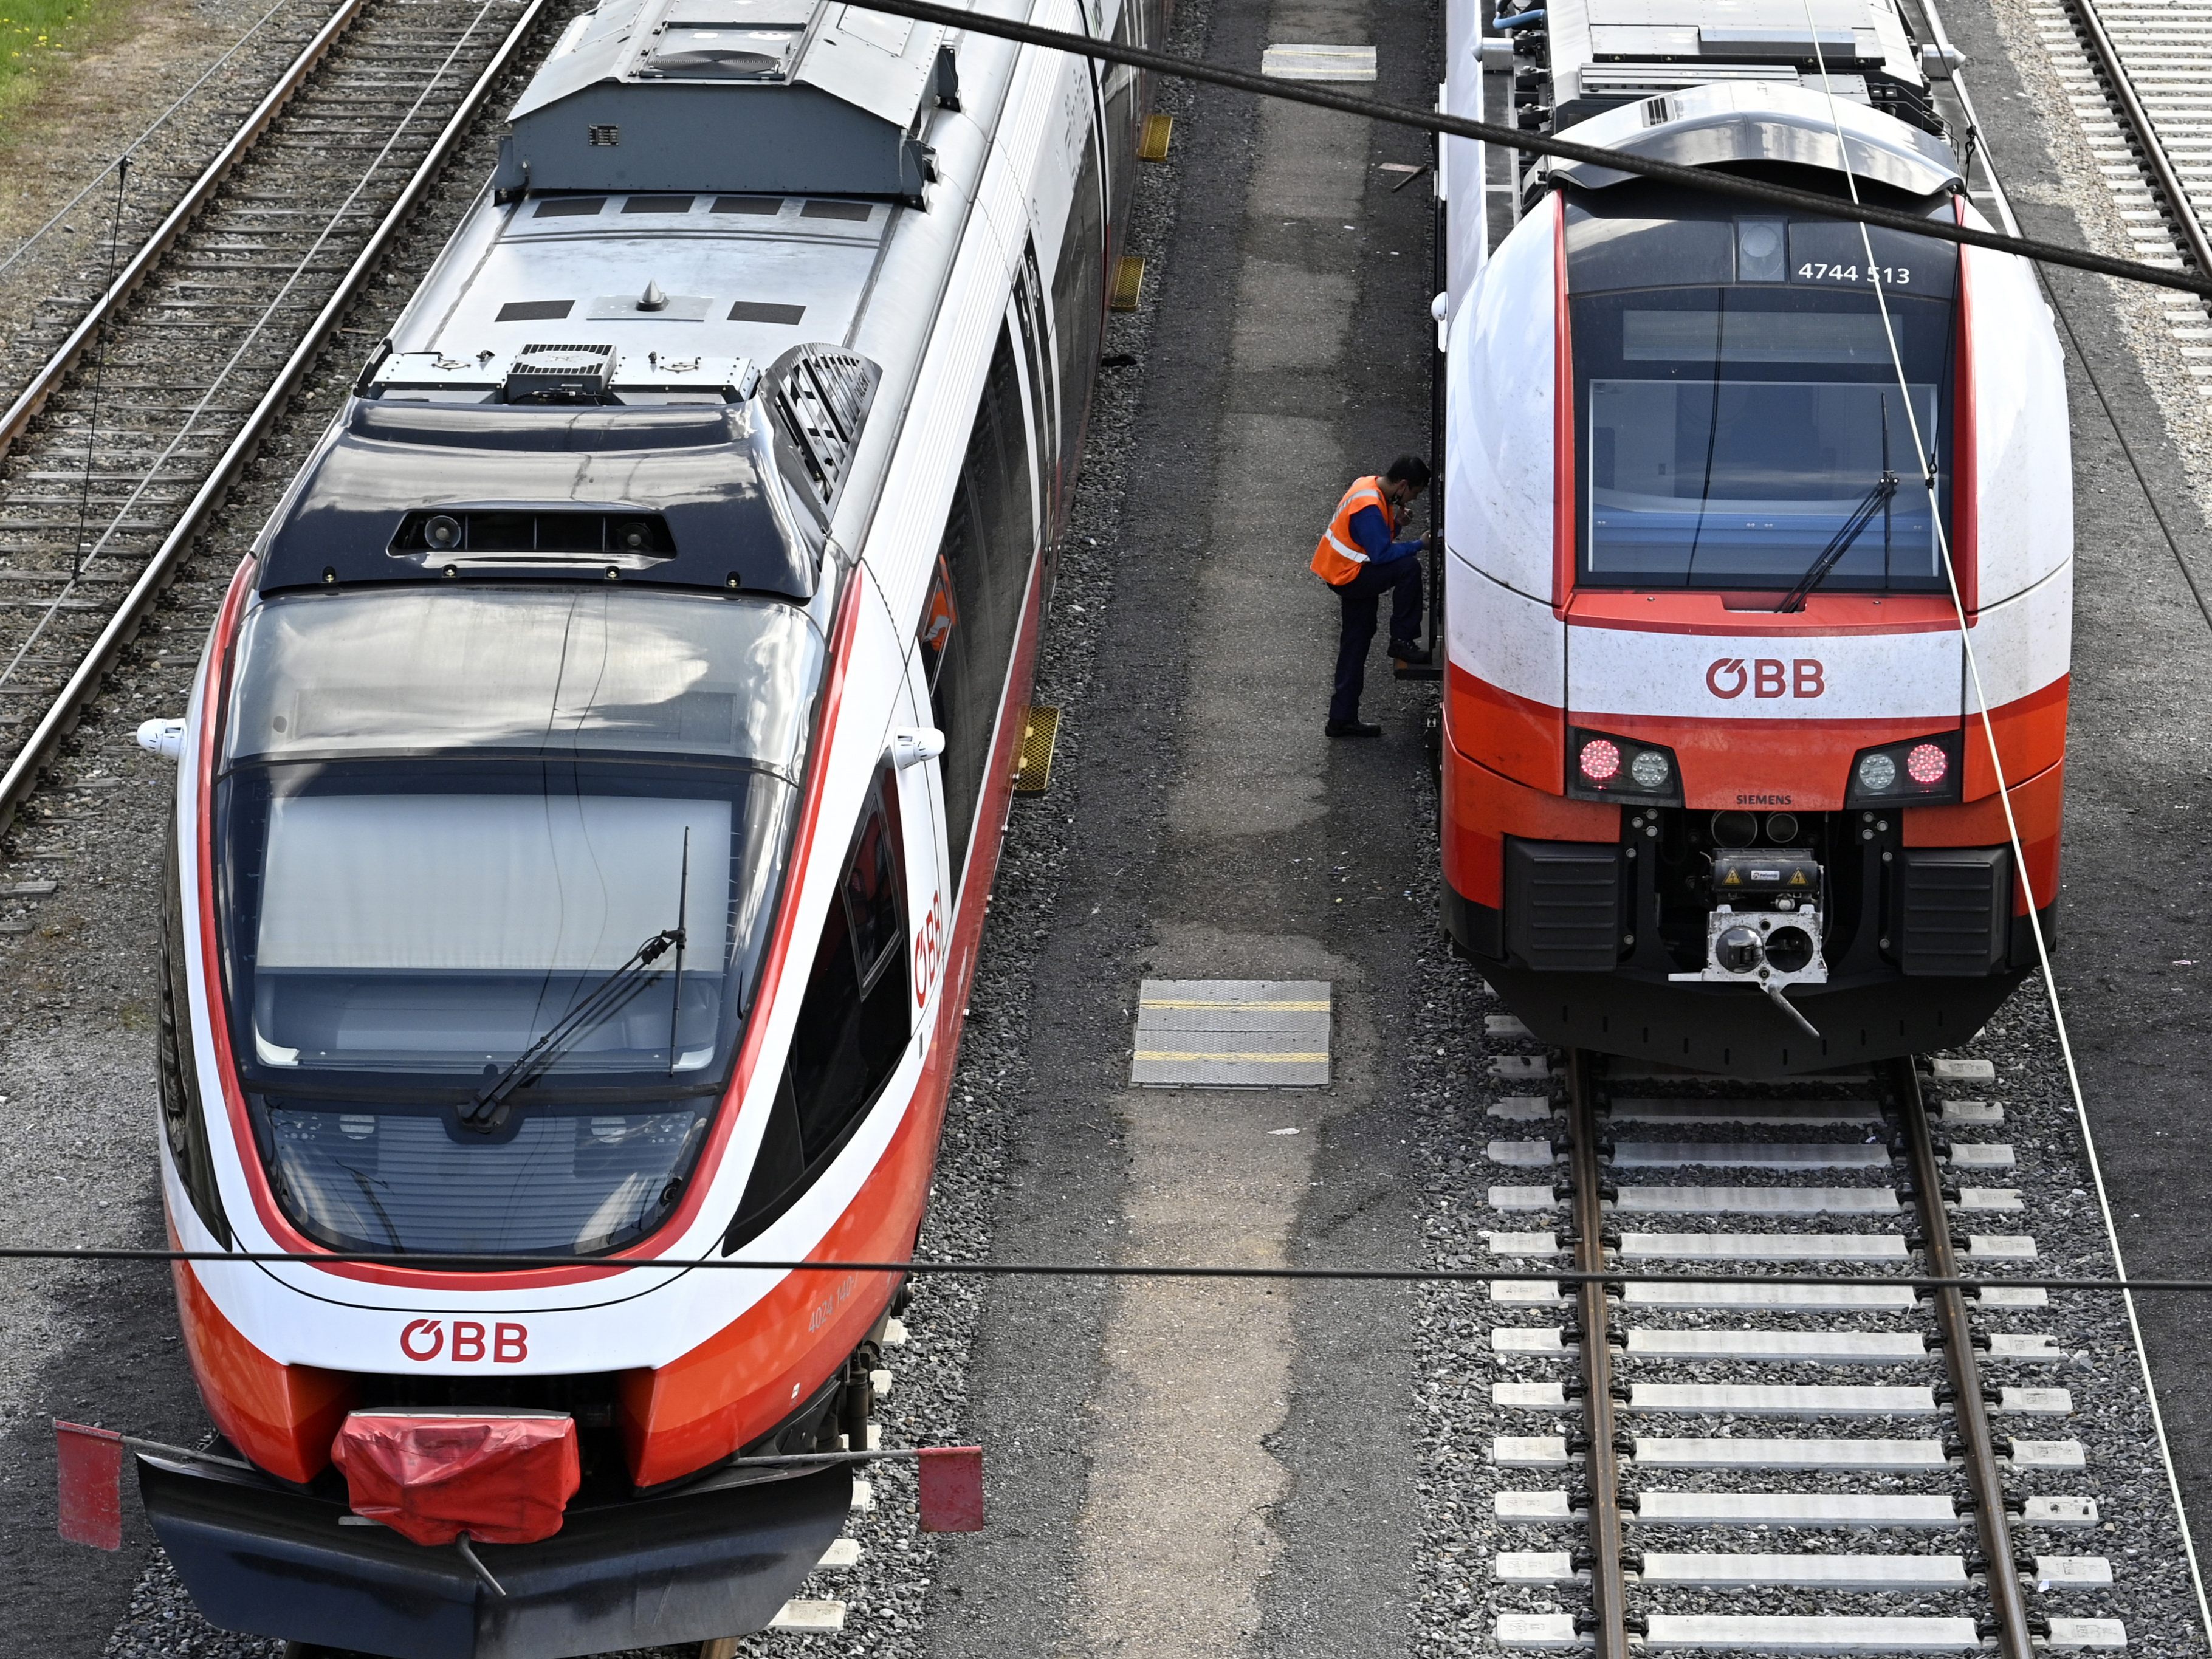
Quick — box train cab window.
[724,764,909,1249]
[1567,189,1958,594]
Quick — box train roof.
[377,188,891,392]
[1544,81,1962,196]
[495,0,957,201]
[1538,0,1943,136]
[255,0,1025,603]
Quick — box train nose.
[329,1409,581,1546]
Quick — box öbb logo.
[1706,658,1825,700]
[399,1318,529,1363]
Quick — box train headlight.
[1846,731,1964,807]
[1568,727,1681,806]
[424,514,462,551]
[1715,924,1764,974]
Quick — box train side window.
[932,325,1037,881]
[918,553,957,699]
[723,764,909,1251]
[1051,119,1106,424]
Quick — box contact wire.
[1798,19,2212,1643]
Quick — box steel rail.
[1891,1058,2034,1659]
[0,0,373,463]
[2056,0,2212,280]
[1564,1052,1630,1659]
[0,0,549,837]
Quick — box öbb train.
[1437,0,2069,1074]
[139,0,1158,1650]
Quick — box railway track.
[2037,0,2212,281]
[0,0,555,842]
[1482,1040,2135,1655]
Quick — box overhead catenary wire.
[36,1242,2212,1293]
[849,0,2212,300]
[1799,14,2212,1644]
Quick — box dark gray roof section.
[1547,83,1962,195]
[492,0,956,201]
[258,401,824,597]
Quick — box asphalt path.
[923,0,1443,1647]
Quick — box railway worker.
[1311,455,1431,738]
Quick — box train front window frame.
[209,583,825,1259]
[1565,192,1960,597]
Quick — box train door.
[925,323,1035,897]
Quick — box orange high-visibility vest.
[1310,476,1396,586]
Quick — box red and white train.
[136,0,1161,1650]
[1437,0,2070,1074]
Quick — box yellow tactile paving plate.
[1132,979,1331,1087]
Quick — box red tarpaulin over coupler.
[55,1420,125,1550]
[331,1412,580,1546]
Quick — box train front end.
[143,382,912,1658]
[1440,88,2070,1075]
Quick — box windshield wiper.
[461,926,684,1131]
[1776,396,1903,614]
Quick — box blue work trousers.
[1329,554,1423,724]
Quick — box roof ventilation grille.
[504,343,617,404]
[772,346,880,506]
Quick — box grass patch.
[0,0,136,138]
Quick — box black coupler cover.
[138,1451,852,1659]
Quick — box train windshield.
[212,586,823,1257]
[1568,197,1958,592]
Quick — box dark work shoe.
[1325,718,1383,738]
[1389,639,1432,665]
